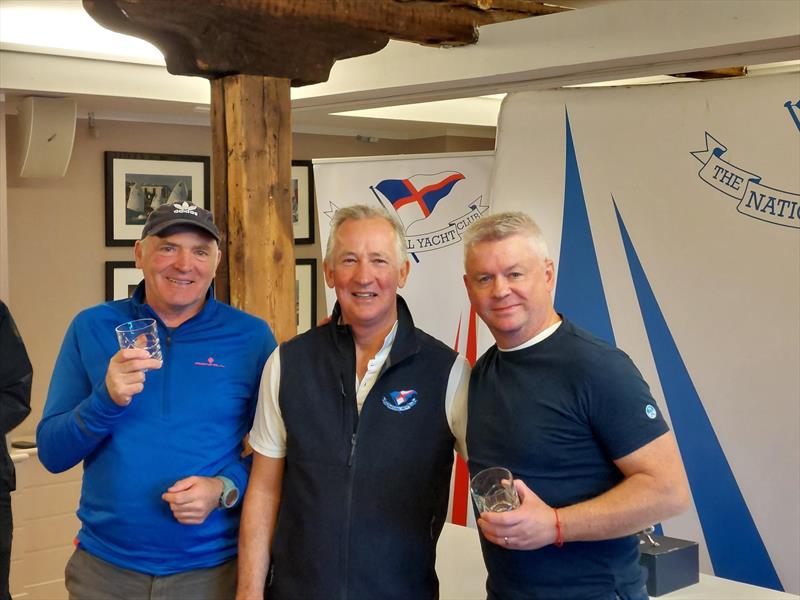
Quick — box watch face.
[222,488,239,508]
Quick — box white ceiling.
[1,0,798,139]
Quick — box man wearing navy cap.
[38,201,277,599]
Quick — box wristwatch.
[217,476,239,509]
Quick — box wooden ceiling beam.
[83,0,567,85]
[671,67,748,80]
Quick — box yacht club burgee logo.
[370,171,489,258]
[691,132,799,229]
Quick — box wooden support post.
[211,75,296,343]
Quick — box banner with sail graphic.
[491,73,799,593]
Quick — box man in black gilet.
[462,212,690,600]
[237,205,469,600]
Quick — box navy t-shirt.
[467,318,669,600]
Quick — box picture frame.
[291,160,315,245]
[295,258,318,334]
[105,151,211,246]
[105,261,143,301]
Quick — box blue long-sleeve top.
[37,283,276,574]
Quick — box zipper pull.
[348,433,357,466]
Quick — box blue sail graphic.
[554,109,615,346]
[552,106,781,590]
[613,197,782,591]
[554,109,662,531]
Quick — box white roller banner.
[313,151,494,527]
[491,73,799,593]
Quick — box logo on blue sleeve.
[382,390,418,412]
[645,404,658,419]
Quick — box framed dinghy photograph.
[105,152,210,246]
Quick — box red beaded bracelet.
[553,508,564,548]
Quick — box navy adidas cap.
[141,201,220,241]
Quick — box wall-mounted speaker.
[18,96,77,178]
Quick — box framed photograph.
[105,151,211,246]
[295,258,317,334]
[291,160,315,245]
[105,261,143,301]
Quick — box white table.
[661,575,798,600]
[436,523,798,600]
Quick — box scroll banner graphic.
[691,132,799,229]
[405,198,489,253]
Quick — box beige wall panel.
[13,457,81,490]
[19,513,80,553]
[10,489,21,524]
[9,456,81,598]
[9,526,23,561]
[8,558,23,597]
[24,579,68,600]
[293,132,414,159]
[13,545,72,591]
[15,480,81,522]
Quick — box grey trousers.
[65,548,237,600]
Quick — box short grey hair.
[463,212,549,263]
[324,204,408,267]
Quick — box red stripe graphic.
[451,457,470,526]
[466,305,478,366]
[450,307,480,526]
[392,173,465,216]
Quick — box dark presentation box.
[638,535,699,596]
